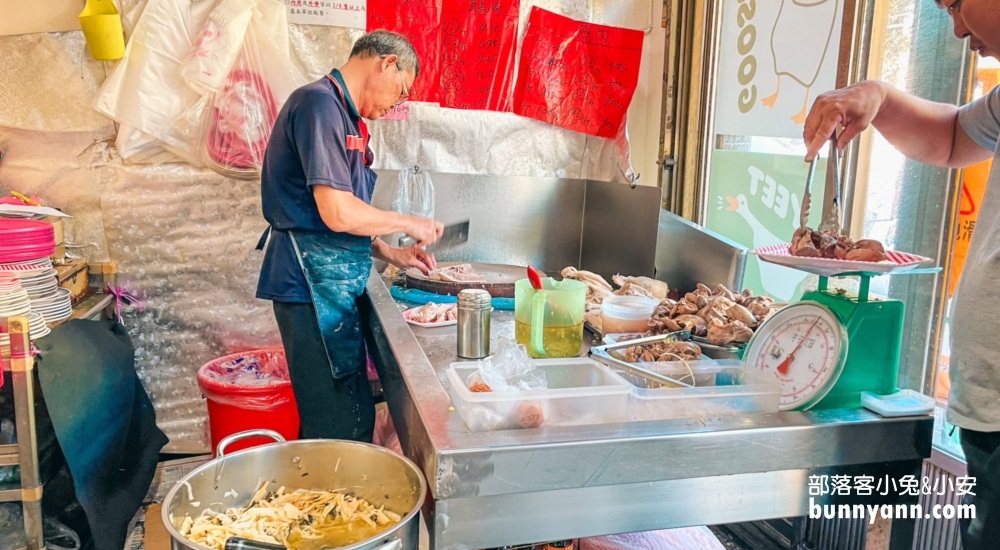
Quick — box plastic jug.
[514,278,586,358]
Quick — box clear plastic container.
[600,296,660,335]
[604,357,780,421]
[445,358,631,432]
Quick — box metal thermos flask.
[457,289,491,358]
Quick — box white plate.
[753,244,933,277]
[403,304,458,328]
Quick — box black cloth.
[960,428,1000,550]
[34,320,168,550]
[272,301,375,441]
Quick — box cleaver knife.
[398,219,469,252]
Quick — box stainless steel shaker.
[457,289,491,358]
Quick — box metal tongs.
[801,135,844,235]
[590,331,694,388]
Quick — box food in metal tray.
[429,263,485,282]
[789,227,887,262]
[647,283,779,345]
[178,481,400,549]
[617,334,702,363]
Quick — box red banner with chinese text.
[512,7,644,138]
[367,0,443,103]
[440,0,519,111]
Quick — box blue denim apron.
[288,231,372,378]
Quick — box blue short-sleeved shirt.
[256,70,376,303]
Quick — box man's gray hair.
[350,30,420,77]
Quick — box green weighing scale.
[742,270,922,411]
[743,136,937,411]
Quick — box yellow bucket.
[79,0,125,60]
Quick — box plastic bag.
[201,23,279,179]
[384,167,435,245]
[466,339,548,392]
[180,0,256,95]
[392,166,435,219]
[462,340,549,430]
[196,349,293,410]
[0,503,81,550]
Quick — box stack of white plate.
[0,258,71,325]
[0,276,32,318]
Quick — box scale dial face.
[744,301,848,411]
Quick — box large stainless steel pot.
[162,430,426,550]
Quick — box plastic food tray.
[594,343,780,421]
[445,358,631,432]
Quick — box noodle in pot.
[179,481,401,550]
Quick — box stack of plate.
[0,274,52,357]
[4,259,73,324]
[0,218,55,263]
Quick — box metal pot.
[162,430,426,550]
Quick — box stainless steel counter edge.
[365,274,933,501]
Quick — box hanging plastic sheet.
[440,0,519,111]
[513,7,643,138]
[367,0,443,104]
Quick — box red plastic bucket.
[196,349,299,454]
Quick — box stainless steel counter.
[364,274,933,550]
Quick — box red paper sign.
[367,0,443,103]
[513,7,644,138]
[440,0,519,111]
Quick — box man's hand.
[393,244,437,275]
[803,81,887,161]
[406,216,444,246]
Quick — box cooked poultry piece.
[706,319,754,345]
[646,284,781,344]
[612,281,654,298]
[430,263,486,282]
[789,228,888,262]
[405,302,457,323]
[612,274,669,299]
[561,266,614,304]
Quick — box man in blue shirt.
[804,2,999,547]
[257,31,443,442]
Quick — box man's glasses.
[395,63,410,106]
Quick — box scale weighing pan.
[743,248,938,412]
[752,244,933,277]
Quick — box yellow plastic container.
[79,0,125,61]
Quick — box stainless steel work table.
[364,274,934,550]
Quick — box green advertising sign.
[705,149,827,302]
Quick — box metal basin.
[161,430,426,550]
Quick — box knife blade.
[399,219,469,252]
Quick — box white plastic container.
[600,296,661,334]
[861,389,935,417]
[446,358,631,432]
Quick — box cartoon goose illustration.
[761,0,841,124]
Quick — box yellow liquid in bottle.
[515,321,583,358]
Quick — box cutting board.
[404,262,539,298]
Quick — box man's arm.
[312,186,442,245]
[804,81,992,168]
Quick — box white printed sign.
[715,0,844,138]
[285,0,366,29]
